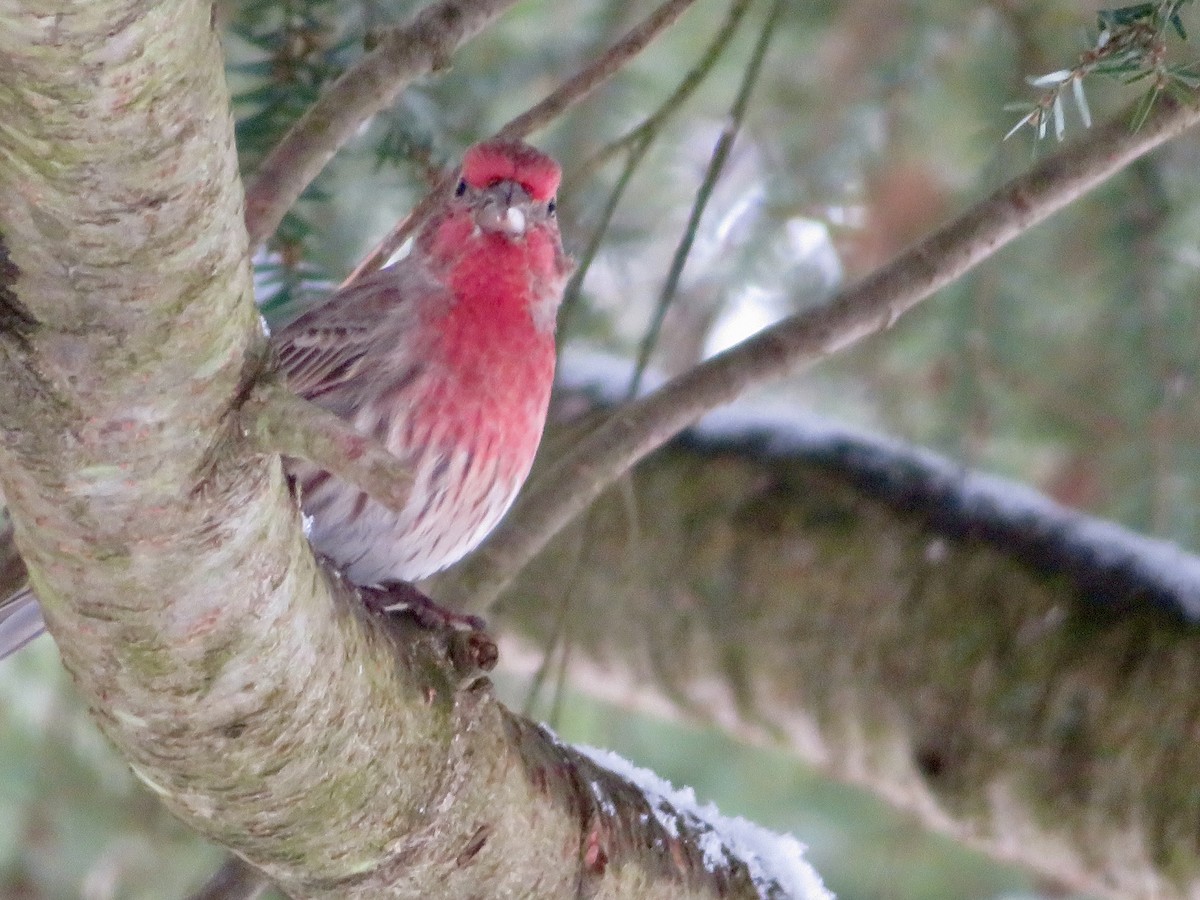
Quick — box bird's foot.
[360,581,497,672]
[361,580,486,632]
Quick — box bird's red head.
[461,139,561,202]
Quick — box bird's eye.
[455,179,467,197]
[547,198,557,216]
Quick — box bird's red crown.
[461,139,561,202]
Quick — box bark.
[480,362,1200,899]
[0,2,818,897]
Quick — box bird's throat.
[426,231,557,462]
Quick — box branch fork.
[239,378,413,513]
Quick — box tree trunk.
[0,2,824,897]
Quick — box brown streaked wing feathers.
[274,257,444,405]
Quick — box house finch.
[0,138,569,658]
[280,138,569,588]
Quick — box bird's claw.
[361,580,487,634]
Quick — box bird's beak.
[475,180,532,238]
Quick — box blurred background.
[4,0,1197,895]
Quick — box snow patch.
[576,743,832,900]
[696,401,1200,620]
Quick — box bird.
[0,138,570,659]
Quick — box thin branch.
[558,0,756,342]
[244,0,521,250]
[340,179,448,287]
[628,0,783,397]
[520,509,590,718]
[557,134,653,342]
[582,0,756,178]
[442,91,1200,614]
[239,379,412,512]
[188,855,271,900]
[497,0,701,141]
[342,0,702,287]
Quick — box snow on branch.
[557,349,1200,623]
[576,743,832,900]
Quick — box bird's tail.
[0,588,45,660]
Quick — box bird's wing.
[274,259,444,403]
[275,314,374,401]
[0,587,44,660]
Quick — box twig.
[582,0,756,178]
[628,0,783,397]
[244,0,521,250]
[520,507,590,718]
[239,379,412,512]
[498,0,701,141]
[557,133,653,342]
[341,182,447,287]
[442,91,1200,614]
[342,0,702,287]
[557,0,756,342]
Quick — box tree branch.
[0,2,824,896]
[581,0,753,177]
[497,0,701,141]
[628,0,783,396]
[243,0,521,249]
[441,91,1200,614]
[342,0,703,287]
[558,0,757,335]
[239,379,412,513]
[494,367,1200,896]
